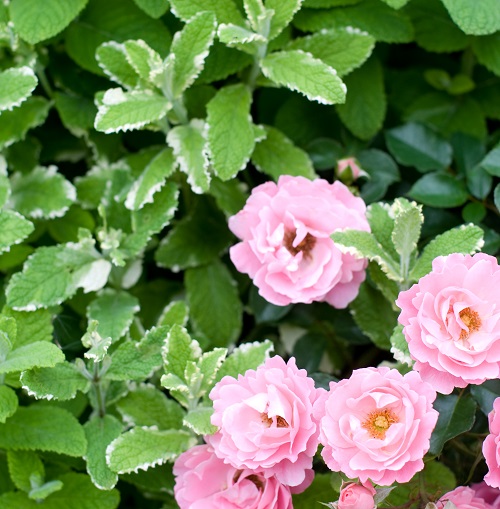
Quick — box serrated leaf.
[84,415,122,490]
[167,120,210,194]
[87,290,140,343]
[9,166,76,220]
[286,27,375,77]
[116,384,185,429]
[261,50,346,105]
[0,406,86,456]
[331,229,401,281]
[20,362,89,401]
[0,211,34,255]
[133,0,169,18]
[441,0,500,36]
[429,394,476,455]
[169,0,245,25]
[158,301,188,328]
[336,56,385,139]
[183,406,217,435]
[390,324,412,366]
[1,308,53,347]
[0,386,18,424]
[96,42,139,89]
[207,84,255,180]
[391,199,423,260]
[0,342,64,374]
[162,325,201,380]
[169,11,216,97]
[267,0,303,40]
[216,339,273,382]
[106,427,196,474]
[243,0,266,31]
[198,348,227,395]
[251,125,316,180]
[29,480,63,501]
[217,23,265,55]
[473,33,500,77]
[0,67,37,112]
[0,97,50,150]
[366,203,398,260]
[9,0,88,44]
[185,261,242,348]
[409,224,484,281]
[7,451,44,493]
[95,88,170,134]
[123,39,163,82]
[408,172,469,208]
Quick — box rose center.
[246,474,265,491]
[261,412,289,428]
[362,409,398,439]
[283,230,316,258]
[459,307,481,341]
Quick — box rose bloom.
[228,175,369,308]
[396,253,500,394]
[471,482,500,508]
[436,486,494,509]
[316,367,438,485]
[336,157,367,182]
[207,355,323,488]
[173,444,293,509]
[484,398,500,488]
[337,481,376,509]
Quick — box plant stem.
[92,361,107,418]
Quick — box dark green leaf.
[408,172,469,208]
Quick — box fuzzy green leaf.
[162,325,201,381]
[96,42,139,89]
[9,0,88,44]
[473,33,500,78]
[441,0,500,35]
[261,50,346,105]
[132,0,169,18]
[267,0,303,40]
[0,67,37,112]
[207,84,255,180]
[183,406,217,435]
[122,40,163,82]
[20,362,90,401]
[409,224,484,281]
[107,427,196,474]
[9,166,76,220]
[7,451,44,493]
[158,301,189,328]
[1,308,54,347]
[84,415,122,490]
[380,0,409,7]
[217,23,265,55]
[0,211,34,255]
[0,406,86,456]
[390,324,412,366]
[0,342,64,374]
[251,126,316,180]
[391,199,423,260]
[0,386,18,424]
[169,0,245,25]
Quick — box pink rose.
[437,486,494,509]
[173,444,293,509]
[228,175,369,308]
[471,482,500,507]
[396,253,500,394]
[317,367,438,485]
[207,355,323,488]
[338,481,376,509]
[484,398,500,488]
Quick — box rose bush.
[316,366,438,485]
[207,356,322,488]
[397,253,500,394]
[228,175,370,308]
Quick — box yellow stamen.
[362,409,398,439]
[459,307,481,341]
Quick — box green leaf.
[169,0,245,25]
[54,93,97,138]
[429,394,476,455]
[107,427,196,474]
[294,1,414,43]
[217,23,266,55]
[261,50,346,105]
[122,40,163,83]
[158,300,189,328]
[292,473,337,509]
[380,0,409,7]
[216,339,273,382]
[132,0,169,18]
[391,199,423,260]
[96,42,139,89]
[336,57,385,140]
[116,384,185,429]
[0,341,64,374]
[251,126,316,180]
[20,362,90,401]
[84,415,122,490]
[209,177,248,216]
[406,0,469,53]
[206,84,255,180]
[185,261,243,348]
[65,0,171,75]
[95,89,170,134]
[495,184,500,213]
[167,120,210,194]
[409,224,484,280]
[471,380,500,416]
[183,406,217,435]
[0,386,18,424]
[7,451,44,493]
[87,290,140,343]
[0,67,37,112]
[9,0,88,44]
[162,324,201,381]
[390,324,412,366]
[350,282,397,350]
[9,166,76,220]
[358,149,400,203]
[169,11,217,98]
[385,122,452,172]
[441,0,500,35]
[29,480,63,501]
[0,97,50,150]
[267,0,303,40]
[0,405,86,457]
[473,33,500,77]
[1,308,53,347]
[286,27,375,77]
[331,229,401,281]
[408,172,469,208]
[480,146,500,176]
[0,211,34,255]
